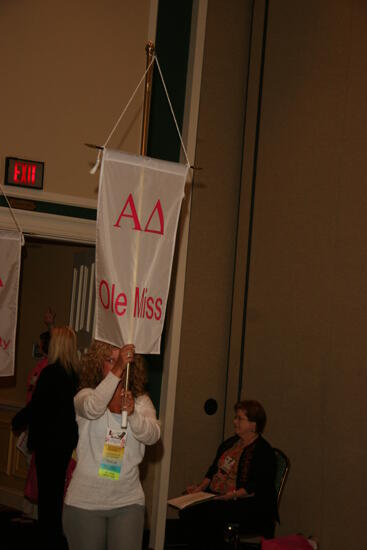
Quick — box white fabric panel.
[0,230,22,376]
[95,149,188,354]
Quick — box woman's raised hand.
[119,344,135,367]
[112,344,135,378]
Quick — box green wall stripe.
[145,0,193,413]
[147,0,193,163]
[0,196,97,220]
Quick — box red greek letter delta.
[113,194,164,235]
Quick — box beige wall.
[169,1,367,549]
[229,1,367,549]
[0,0,151,200]
[168,0,253,502]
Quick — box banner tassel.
[90,149,103,175]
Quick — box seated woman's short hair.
[234,400,267,434]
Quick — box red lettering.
[99,279,110,309]
[12,162,37,185]
[13,162,21,182]
[144,200,164,235]
[146,296,154,319]
[110,283,115,312]
[134,286,146,317]
[99,281,162,321]
[0,337,11,351]
[0,277,3,287]
[133,287,163,320]
[99,279,127,316]
[26,164,37,184]
[114,194,142,231]
[115,293,127,316]
[155,298,162,321]
[21,163,27,183]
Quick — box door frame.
[0,189,97,244]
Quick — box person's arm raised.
[75,344,135,419]
[111,344,135,378]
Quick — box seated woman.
[180,400,278,549]
[63,340,160,550]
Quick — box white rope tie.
[104,55,156,150]
[90,56,156,175]
[90,53,191,174]
[0,185,25,245]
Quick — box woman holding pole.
[63,340,160,550]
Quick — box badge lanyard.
[98,412,127,480]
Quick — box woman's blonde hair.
[79,340,147,398]
[48,326,79,373]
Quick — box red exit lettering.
[13,161,37,185]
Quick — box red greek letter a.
[144,200,164,235]
[113,194,142,231]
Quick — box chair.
[226,447,290,549]
[273,448,290,507]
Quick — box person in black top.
[12,326,79,550]
[180,400,278,549]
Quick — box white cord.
[154,55,191,167]
[89,57,156,175]
[90,53,191,174]
[104,55,156,149]
[0,185,25,245]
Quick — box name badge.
[98,428,127,480]
[220,456,236,474]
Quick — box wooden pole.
[140,41,155,155]
[122,42,155,429]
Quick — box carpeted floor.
[0,504,38,550]
[0,506,188,549]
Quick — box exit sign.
[5,157,44,190]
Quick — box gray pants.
[63,503,145,550]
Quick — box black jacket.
[205,434,279,523]
[12,360,78,452]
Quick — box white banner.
[95,149,189,354]
[0,230,22,376]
